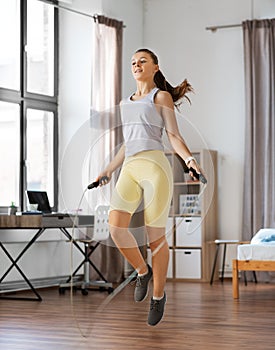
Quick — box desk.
[0,214,109,301]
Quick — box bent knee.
[149,235,168,252]
[108,210,131,239]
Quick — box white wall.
[58,0,101,213]
[59,0,144,212]
[101,0,144,97]
[143,0,275,270]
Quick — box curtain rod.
[206,23,242,32]
[37,0,126,27]
[207,0,255,32]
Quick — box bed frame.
[232,259,275,299]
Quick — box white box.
[147,248,173,278]
[175,217,202,247]
[175,249,201,279]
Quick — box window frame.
[0,0,59,211]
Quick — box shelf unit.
[148,149,217,282]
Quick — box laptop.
[26,190,69,217]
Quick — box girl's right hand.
[97,172,111,186]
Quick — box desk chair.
[59,205,113,295]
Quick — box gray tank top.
[120,87,164,157]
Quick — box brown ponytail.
[154,70,193,106]
[135,48,194,108]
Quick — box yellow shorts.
[110,150,173,227]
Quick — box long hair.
[135,48,193,108]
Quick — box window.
[26,108,55,205]
[27,0,55,96]
[0,1,20,90]
[0,0,58,210]
[0,102,20,205]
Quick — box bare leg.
[109,210,147,275]
[147,226,169,298]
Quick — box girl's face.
[131,51,159,82]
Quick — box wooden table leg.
[232,259,239,299]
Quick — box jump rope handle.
[87,176,109,190]
[188,167,207,184]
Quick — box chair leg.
[243,270,257,285]
[83,243,91,284]
[59,241,113,294]
[210,244,220,285]
[221,244,227,283]
[244,271,247,286]
[252,271,257,283]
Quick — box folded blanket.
[251,228,275,245]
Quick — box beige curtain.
[242,19,275,242]
[242,19,275,283]
[89,16,124,283]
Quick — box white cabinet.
[167,149,217,282]
[175,217,202,247]
[175,249,201,279]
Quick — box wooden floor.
[1,280,275,350]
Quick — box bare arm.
[155,91,203,177]
[96,144,125,185]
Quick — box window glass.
[27,0,55,96]
[0,0,57,211]
[0,0,20,90]
[0,102,20,206]
[26,109,54,206]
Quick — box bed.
[232,228,275,299]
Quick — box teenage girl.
[95,48,204,326]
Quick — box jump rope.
[69,168,207,338]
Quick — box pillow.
[251,228,275,245]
